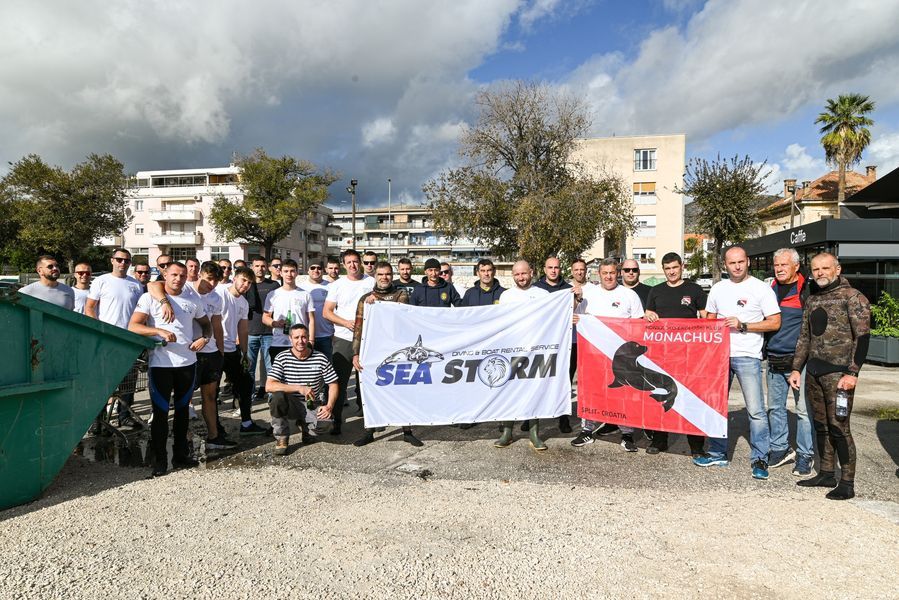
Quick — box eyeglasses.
[113,257,132,264]
[157,262,172,268]
[221,266,232,271]
[308,266,322,270]
[439,270,451,275]
[271,264,282,269]
[621,268,640,273]
[362,261,376,265]
[75,271,91,275]
[135,270,150,275]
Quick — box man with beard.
[20,255,75,309]
[392,257,420,296]
[790,253,870,500]
[460,258,505,306]
[245,256,280,399]
[351,262,423,447]
[324,257,340,283]
[621,258,651,308]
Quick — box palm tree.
[815,93,875,203]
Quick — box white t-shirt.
[134,291,205,368]
[499,285,549,304]
[580,284,644,318]
[324,275,375,342]
[193,288,223,355]
[706,276,780,359]
[88,274,144,328]
[264,287,315,347]
[299,280,335,339]
[73,287,89,314]
[216,285,250,353]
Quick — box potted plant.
[868,291,899,365]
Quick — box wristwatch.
[738,321,748,333]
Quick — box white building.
[103,165,341,267]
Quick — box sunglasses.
[135,270,150,275]
[43,264,60,270]
[221,266,232,271]
[362,260,376,265]
[157,262,172,268]
[271,264,282,269]
[75,271,91,275]
[621,268,640,273]
[308,266,322,270]
[113,257,132,264]
[439,270,451,275]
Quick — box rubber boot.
[519,420,531,432]
[494,422,513,448]
[529,421,547,452]
[825,480,855,500]
[797,471,837,488]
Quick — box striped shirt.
[268,349,337,396]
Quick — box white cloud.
[519,0,563,29]
[361,118,397,147]
[782,144,825,173]
[568,0,899,142]
[868,131,899,176]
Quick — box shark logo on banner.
[358,292,573,427]
[577,316,729,438]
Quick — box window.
[169,248,194,261]
[633,248,656,264]
[134,199,144,211]
[210,246,230,260]
[633,182,657,205]
[634,148,656,171]
[635,215,656,237]
[130,248,149,264]
[135,224,144,235]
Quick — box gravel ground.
[1,367,897,599]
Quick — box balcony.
[307,243,323,253]
[150,209,202,222]
[306,222,323,232]
[150,232,203,246]
[96,235,124,247]
[325,225,342,236]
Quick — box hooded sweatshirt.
[460,278,506,306]
[410,277,461,307]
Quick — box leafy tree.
[424,81,633,265]
[674,155,769,281]
[684,236,710,278]
[0,153,130,272]
[816,93,875,203]
[208,149,337,260]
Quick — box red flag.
[577,316,730,437]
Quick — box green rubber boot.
[529,421,547,451]
[494,422,514,448]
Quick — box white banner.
[358,292,573,427]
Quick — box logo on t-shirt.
[612,301,621,308]
[440,292,447,301]
[681,296,692,306]
[737,298,748,307]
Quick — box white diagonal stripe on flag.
[577,317,727,438]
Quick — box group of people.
[18,244,870,499]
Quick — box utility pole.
[387,178,392,262]
[346,179,358,251]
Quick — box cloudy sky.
[2,0,898,208]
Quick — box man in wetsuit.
[790,252,870,500]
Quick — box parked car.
[694,272,728,290]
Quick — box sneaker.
[620,434,638,452]
[791,455,812,477]
[570,431,594,447]
[769,448,796,468]
[751,459,769,480]
[353,432,375,447]
[693,454,729,467]
[593,423,620,436]
[274,437,289,456]
[239,422,269,436]
[645,443,668,455]
[205,434,238,450]
[403,431,424,447]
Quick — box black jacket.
[460,279,506,306]
[410,278,462,307]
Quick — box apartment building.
[329,204,494,269]
[572,134,686,281]
[101,165,341,267]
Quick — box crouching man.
[265,324,338,456]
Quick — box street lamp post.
[387,178,392,262]
[346,179,358,251]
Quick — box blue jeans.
[708,357,770,463]
[247,334,273,392]
[766,367,813,459]
[313,336,333,359]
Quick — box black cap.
[424,258,441,270]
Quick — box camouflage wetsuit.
[792,277,870,482]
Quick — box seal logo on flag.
[477,354,511,388]
[379,335,444,368]
[608,341,678,411]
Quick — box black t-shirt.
[245,279,281,335]
[627,282,652,308]
[393,278,421,297]
[646,280,707,319]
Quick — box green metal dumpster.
[0,289,156,510]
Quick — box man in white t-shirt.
[85,248,145,429]
[263,259,315,363]
[299,260,335,358]
[695,246,781,480]
[19,255,75,310]
[494,260,550,450]
[128,261,212,478]
[71,261,92,313]
[571,258,645,451]
[323,249,374,435]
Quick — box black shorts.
[196,351,224,386]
